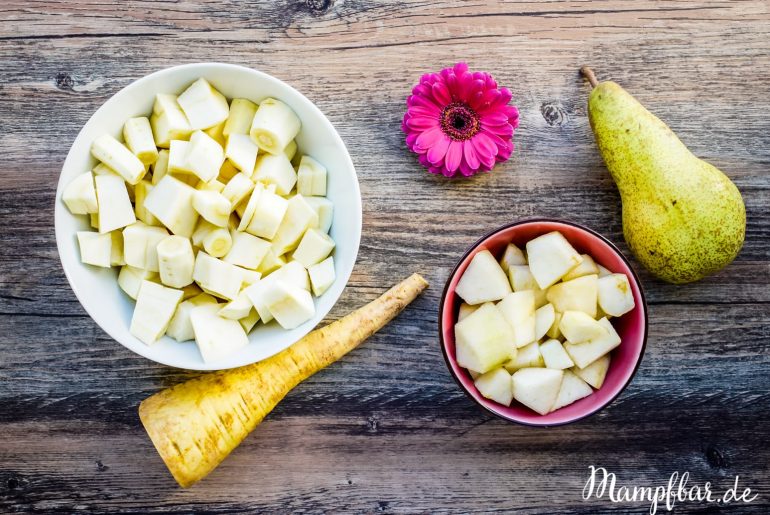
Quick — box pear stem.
[580,66,599,88]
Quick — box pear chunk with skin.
[597,273,636,317]
[507,265,547,308]
[454,302,516,374]
[534,303,555,341]
[551,370,594,411]
[455,250,511,305]
[547,311,563,339]
[474,367,513,406]
[503,341,543,372]
[526,231,583,289]
[130,280,184,345]
[190,303,249,363]
[573,354,611,389]
[563,317,621,369]
[559,310,608,344]
[597,264,612,278]
[562,254,600,281]
[499,243,527,272]
[512,368,564,415]
[546,274,598,318]
[458,303,479,321]
[496,290,536,348]
[539,339,575,370]
[62,172,98,215]
[177,78,229,131]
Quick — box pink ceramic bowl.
[439,219,648,426]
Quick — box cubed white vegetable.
[292,228,335,267]
[511,368,564,415]
[304,196,333,234]
[218,290,253,320]
[225,134,259,175]
[184,130,225,183]
[243,185,290,240]
[76,231,111,268]
[496,291,536,348]
[284,139,298,161]
[223,231,271,270]
[597,273,635,317]
[123,117,158,165]
[150,93,192,148]
[263,280,316,329]
[157,235,195,288]
[192,251,243,300]
[122,221,169,272]
[133,180,161,226]
[144,175,199,238]
[197,178,225,193]
[525,231,583,289]
[219,159,240,182]
[110,230,125,266]
[270,194,318,256]
[204,120,226,147]
[190,303,250,363]
[239,309,260,333]
[308,256,335,297]
[551,370,593,411]
[249,97,301,155]
[130,280,183,345]
[546,274,598,318]
[539,339,575,370]
[243,261,309,322]
[94,174,136,233]
[177,78,229,130]
[296,156,327,196]
[563,317,621,369]
[166,292,218,342]
[455,250,511,305]
[151,149,170,185]
[221,172,254,208]
[474,367,513,406]
[202,227,232,257]
[256,247,286,275]
[192,189,230,227]
[118,266,159,300]
[91,134,146,185]
[253,153,297,195]
[167,140,194,175]
[454,303,516,374]
[238,268,262,287]
[223,98,257,137]
[573,354,611,389]
[62,172,98,215]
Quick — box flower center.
[440,102,480,141]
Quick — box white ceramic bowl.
[55,63,362,371]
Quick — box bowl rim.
[437,217,648,427]
[54,62,362,370]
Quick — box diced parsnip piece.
[597,273,635,317]
[308,256,335,296]
[296,156,327,196]
[150,93,192,148]
[191,219,218,247]
[184,130,225,183]
[526,231,583,289]
[253,153,297,195]
[204,120,226,147]
[454,303,516,374]
[130,280,183,345]
[507,265,547,308]
[134,180,161,226]
[243,261,309,322]
[202,227,232,257]
[263,280,316,329]
[192,190,230,227]
[249,98,301,155]
[177,78,229,130]
[547,311,563,339]
[539,339,575,370]
[225,134,259,175]
[223,98,257,137]
[197,179,225,193]
[562,254,600,281]
[122,221,169,272]
[238,268,262,287]
[499,243,527,272]
[244,185,290,239]
[551,370,593,411]
[267,260,310,291]
[91,134,146,185]
[218,159,240,182]
[190,303,249,363]
[62,172,98,215]
[597,264,612,278]
[292,229,335,267]
[559,310,608,344]
[144,175,199,238]
[151,150,169,185]
[166,292,218,342]
[90,212,99,230]
[534,303,555,341]
[118,266,159,300]
[573,354,611,389]
[546,274,599,318]
[563,318,621,369]
[239,309,260,333]
[458,302,479,321]
[497,291,536,348]
[167,140,194,175]
[192,252,243,300]
[503,341,543,372]
[110,230,125,266]
[123,117,158,165]
[157,235,195,288]
[511,368,564,415]
[256,247,285,276]
[304,196,333,234]
[474,367,513,406]
[270,195,318,256]
[180,283,203,300]
[95,174,136,233]
[283,139,298,161]
[76,231,111,267]
[218,291,253,320]
[455,250,511,305]
[92,162,118,176]
[237,182,262,231]
[221,172,254,209]
[223,231,271,270]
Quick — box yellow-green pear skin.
[586,80,745,284]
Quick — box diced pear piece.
[474,367,513,406]
[225,134,259,175]
[218,290,253,320]
[307,256,335,297]
[150,93,192,148]
[499,243,527,272]
[192,190,230,227]
[562,254,600,281]
[223,98,257,137]
[91,134,146,185]
[192,252,243,300]
[597,264,612,278]
[304,196,333,234]
[526,231,583,289]
[559,310,608,344]
[503,341,543,372]
[271,194,318,256]
[256,247,286,276]
[573,354,611,389]
[534,303,555,341]
[223,231,271,270]
[296,156,327,196]
[539,339,575,370]
[263,280,316,329]
[253,153,297,195]
[597,273,635,317]
[167,140,193,175]
[512,368,564,415]
[507,265,547,307]
[293,229,335,267]
[156,235,194,288]
[190,303,250,363]
[250,97,301,155]
[129,280,183,345]
[166,292,218,342]
[118,266,159,300]
[144,175,199,238]
[551,370,593,411]
[563,318,621,369]
[455,250,511,305]
[95,174,136,233]
[76,231,111,267]
[546,274,598,318]
[221,172,254,209]
[284,139,298,161]
[454,303,516,374]
[244,185,290,240]
[546,311,563,339]
[109,230,125,266]
[177,78,229,130]
[457,302,479,321]
[185,130,225,183]
[62,172,98,215]
[123,117,158,165]
[497,290,536,348]
[134,180,161,226]
[122,221,169,272]
[239,309,260,333]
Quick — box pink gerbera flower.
[402,62,519,178]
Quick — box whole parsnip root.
[139,273,429,487]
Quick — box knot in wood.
[55,72,74,91]
[540,101,569,127]
[705,444,728,469]
[306,0,332,13]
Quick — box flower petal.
[415,126,443,151]
[444,141,463,172]
[427,135,451,165]
[407,116,439,131]
[432,82,451,105]
[463,140,480,170]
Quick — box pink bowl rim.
[438,218,649,427]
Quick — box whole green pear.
[581,67,745,284]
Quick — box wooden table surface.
[2,1,769,513]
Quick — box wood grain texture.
[1,0,769,512]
